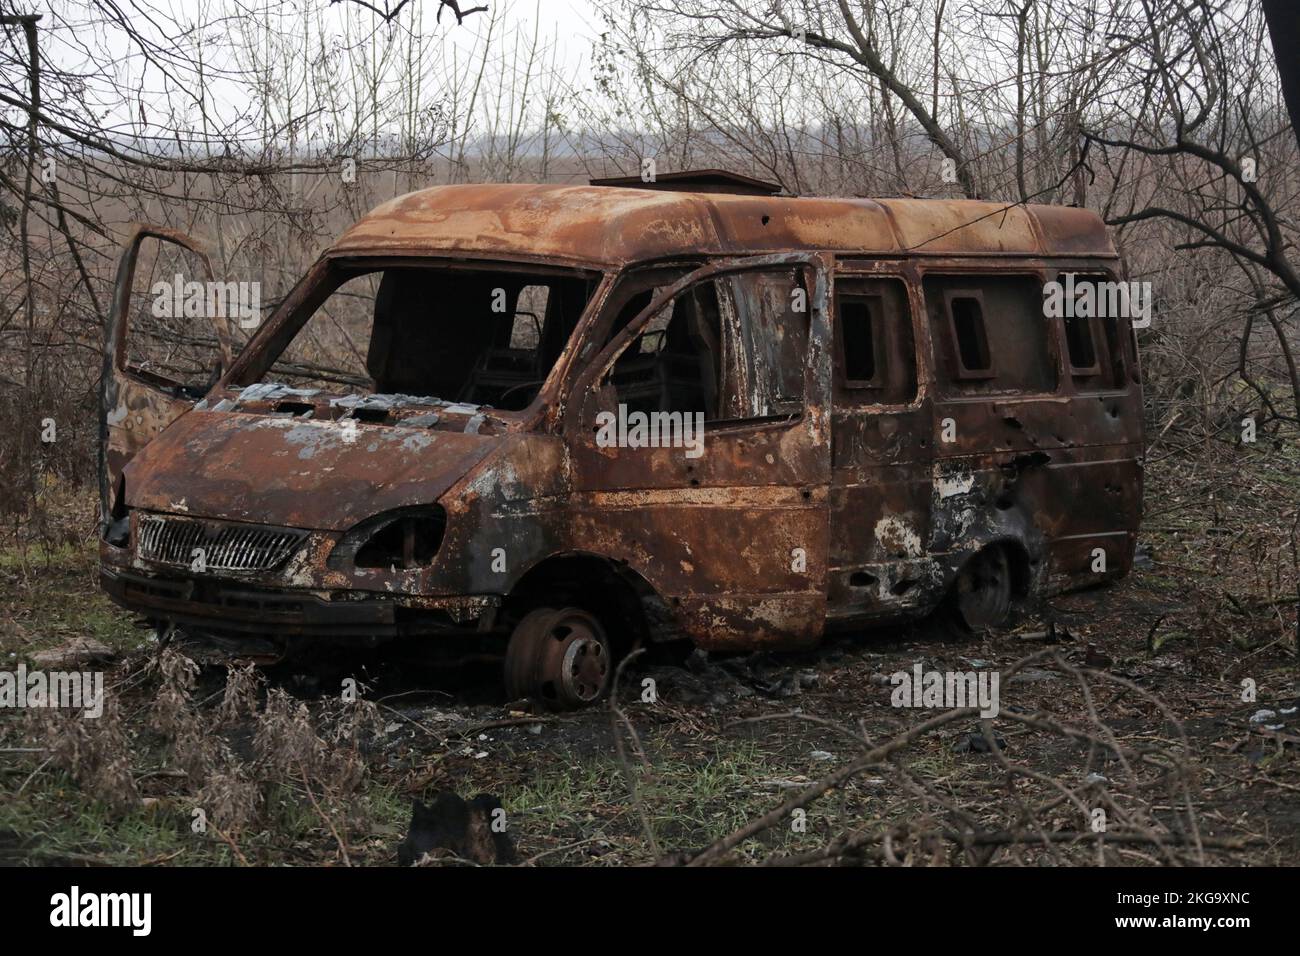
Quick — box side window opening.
[598,268,809,425]
[607,287,719,419]
[602,270,691,349]
[125,237,227,393]
[1059,273,1127,391]
[840,298,878,383]
[835,279,917,403]
[1063,312,1099,373]
[738,269,808,416]
[948,293,993,377]
[925,276,1055,395]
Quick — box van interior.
[234,264,600,411]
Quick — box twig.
[299,762,351,867]
[608,648,658,857]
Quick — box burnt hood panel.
[124,410,497,531]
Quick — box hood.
[124,409,499,531]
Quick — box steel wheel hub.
[504,607,613,709]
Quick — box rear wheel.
[946,546,1013,633]
[503,607,612,709]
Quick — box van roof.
[330,183,1116,267]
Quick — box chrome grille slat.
[135,514,305,573]
[183,523,202,564]
[253,530,270,568]
[233,531,252,570]
[219,529,239,569]
[246,531,266,569]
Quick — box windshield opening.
[231,261,601,411]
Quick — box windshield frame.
[218,253,609,424]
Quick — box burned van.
[99,172,1143,709]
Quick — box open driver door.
[99,226,235,539]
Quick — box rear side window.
[1055,273,1127,391]
[1063,312,1098,372]
[948,293,992,377]
[835,278,916,403]
[924,275,1056,395]
[840,299,877,381]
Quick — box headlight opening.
[329,506,447,571]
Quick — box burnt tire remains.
[949,545,1014,633]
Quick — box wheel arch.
[950,521,1047,601]
[504,550,662,653]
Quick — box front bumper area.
[100,562,502,642]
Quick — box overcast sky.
[2,0,613,148]
[505,0,600,69]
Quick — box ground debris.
[397,792,516,866]
[29,637,114,668]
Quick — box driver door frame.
[99,225,231,532]
[561,252,834,650]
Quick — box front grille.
[136,513,306,573]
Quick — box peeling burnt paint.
[874,516,924,559]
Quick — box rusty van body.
[99,175,1143,708]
